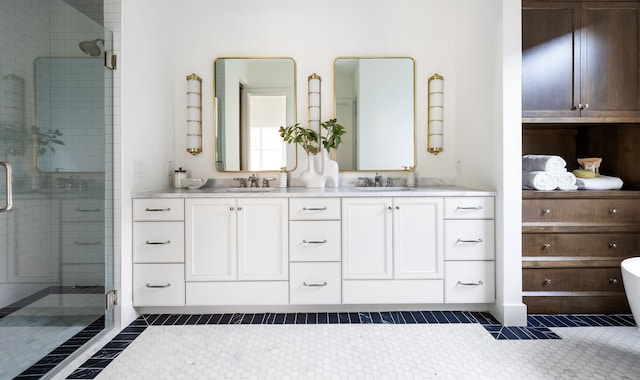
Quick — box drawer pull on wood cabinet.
[303,207,327,211]
[457,280,483,286]
[145,240,171,245]
[146,283,171,288]
[456,238,483,244]
[145,207,171,212]
[302,240,327,244]
[543,243,551,249]
[610,278,618,284]
[543,278,552,285]
[609,243,618,249]
[542,209,551,215]
[609,208,618,214]
[303,281,328,287]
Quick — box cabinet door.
[522,1,580,118]
[581,2,640,119]
[393,197,444,279]
[342,198,393,279]
[185,199,237,281]
[237,198,288,281]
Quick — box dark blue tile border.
[65,311,637,379]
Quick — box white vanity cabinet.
[184,198,288,305]
[443,197,495,303]
[132,198,185,306]
[342,197,445,304]
[289,198,342,305]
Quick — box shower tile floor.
[64,312,640,380]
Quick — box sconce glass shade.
[308,73,321,131]
[428,73,444,155]
[186,73,202,155]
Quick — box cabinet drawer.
[523,267,626,292]
[522,232,640,257]
[62,223,104,263]
[289,220,341,262]
[523,198,640,223]
[342,280,444,304]
[444,197,494,219]
[444,220,494,260]
[289,198,340,220]
[444,261,495,303]
[290,262,341,304]
[62,199,104,221]
[133,199,184,221]
[186,282,288,306]
[133,264,185,306]
[133,222,184,263]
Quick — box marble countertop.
[132,186,496,198]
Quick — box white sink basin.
[356,187,411,192]
[214,187,275,193]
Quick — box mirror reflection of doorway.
[242,91,287,171]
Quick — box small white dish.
[182,178,207,190]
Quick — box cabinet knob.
[610,278,618,285]
[542,209,551,215]
[543,278,552,285]
[388,206,393,210]
[229,207,235,211]
[395,206,400,210]
[609,208,618,215]
[543,243,551,249]
[609,243,618,249]
[237,207,242,211]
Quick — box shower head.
[79,39,104,57]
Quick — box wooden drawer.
[289,220,341,262]
[523,295,631,314]
[522,232,640,258]
[62,199,104,221]
[523,267,626,292]
[444,220,494,260]
[444,261,495,303]
[523,198,640,223]
[133,264,185,306]
[444,197,494,219]
[289,198,341,220]
[290,262,341,304]
[133,198,184,221]
[133,222,184,263]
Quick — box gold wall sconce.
[308,73,321,131]
[428,73,444,155]
[186,73,202,155]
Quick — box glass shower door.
[0,0,114,378]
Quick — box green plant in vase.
[279,118,345,155]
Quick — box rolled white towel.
[576,175,623,190]
[553,171,577,191]
[522,155,567,173]
[523,171,558,191]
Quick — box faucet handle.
[262,177,276,188]
[386,177,400,187]
[358,177,374,187]
[233,178,248,188]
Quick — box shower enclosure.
[0,0,114,378]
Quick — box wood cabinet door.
[393,197,444,279]
[522,1,580,118]
[185,198,237,281]
[342,198,393,279]
[581,2,640,119]
[237,198,288,281]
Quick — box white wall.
[120,0,525,325]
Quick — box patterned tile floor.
[64,312,640,380]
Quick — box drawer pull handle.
[543,243,551,249]
[456,238,483,244]
[146,240,171,245]
[146,283,171,288]
[609,243,618,249]
[610,278,618,284]
[303,207,327,211]
[303,240,327,244]
[456,206,483,211]
[145,207,171,212]
[609,208,618,214]
[544,278,552,285]
[542,209,551,215]
[457,281,483,286]
[74,241,101,246]
[303,281,328,287]
[75,208,100,212]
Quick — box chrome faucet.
[374,173,384,187]
[248,174,259,188]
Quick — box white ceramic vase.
[300,149,339,188]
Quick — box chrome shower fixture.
[79,39,104,57]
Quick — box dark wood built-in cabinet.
[523,1,640,122]
[522,0,640,314]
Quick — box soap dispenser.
[174,167,187,188]
[403,166,416,187]
[279,167,288,188]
